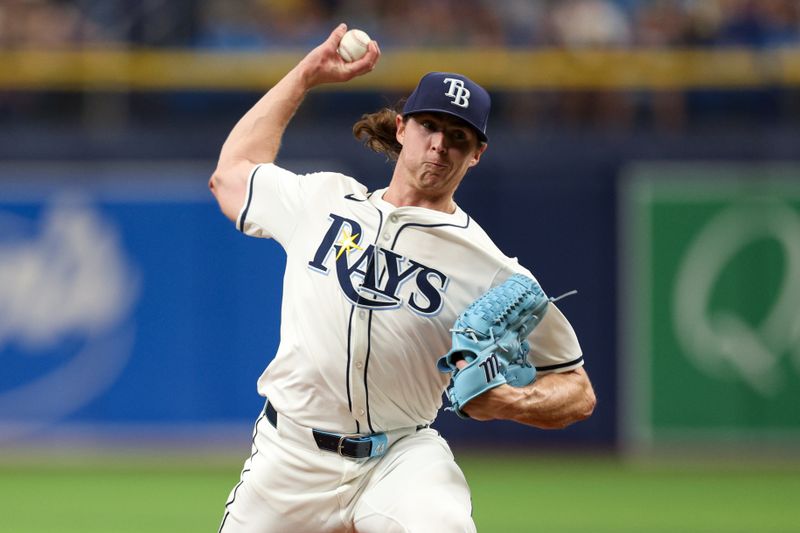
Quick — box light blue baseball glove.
[437,273,563,419]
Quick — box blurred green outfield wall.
[621,163,800,452]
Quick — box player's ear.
[395,114,405,145]
[468,143,487,167]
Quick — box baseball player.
[210,24,595,533]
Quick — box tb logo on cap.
[443,78,471,108]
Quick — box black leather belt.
[311,429,376,459]
[264,400,382,459]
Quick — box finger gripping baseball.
[438,273,553,417]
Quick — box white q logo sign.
[672,201,800,396]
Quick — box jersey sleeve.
[527,303,584,373]
[496,263,584,374]
[236,163,305,245]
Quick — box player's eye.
[421,120,435,130]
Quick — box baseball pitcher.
[210,24,595,533]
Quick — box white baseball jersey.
[237,163,583,435]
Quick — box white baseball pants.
[219,410,476,533]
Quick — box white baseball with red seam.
[337,29,371,62]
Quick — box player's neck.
[382,181,457,214]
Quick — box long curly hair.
[352,101,406,161]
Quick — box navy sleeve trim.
[537,355,584,372]
[236,164,260,232]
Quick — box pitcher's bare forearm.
[209,24,380,221]
[208,68,308,221]
[219,67,310,171]
[459,367,596,429]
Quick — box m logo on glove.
[478,353,500,383]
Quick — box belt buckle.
[336,435,348,456]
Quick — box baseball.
[337,29,371,62]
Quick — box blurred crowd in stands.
[1,0,799,49]
[1,0,798,134]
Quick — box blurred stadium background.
[2,0,800,531]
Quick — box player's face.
[395,113,486,196]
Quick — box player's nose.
[429,131,447,153]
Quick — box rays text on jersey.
[308,214,449,315]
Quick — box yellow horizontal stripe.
[1,47,799,91]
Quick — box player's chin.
[419,168,454,186]
[418,177,453,194]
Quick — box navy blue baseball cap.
[402,72,491,143]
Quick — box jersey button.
[356,361,363,369]
[358,310,366,319]
[382,233,391,241]
[389,215,398,223]
[358,409,366,416]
